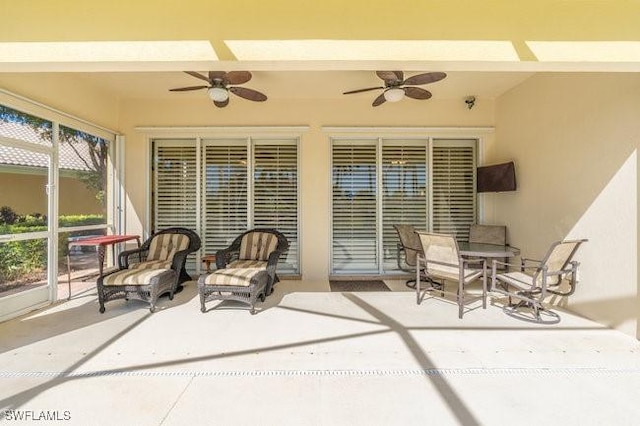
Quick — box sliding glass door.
[0,96,118,320]
[0,132,51,320]
[152,137,300,275]
[330,137,476,275]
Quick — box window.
[202,140,248,255]
[330,136,477,275]
[253,141,299,273]
[152,136,300,275]
[382,141,427,269]
[332,141,378,273]
[431,140,477,242]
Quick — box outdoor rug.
[329,280,391,292]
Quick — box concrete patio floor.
[1,278,640,425]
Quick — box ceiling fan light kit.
[208,87,229,102]
[170,71,267,108]
[343,70,446,107]
[383,88,405,102]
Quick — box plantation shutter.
[381,141,427,271]
[253,141,299,274]
[331,141,378,273]
[153,140,198,271]
[153,141,197,230]
[202,141,248,257]
[431,140,477,242]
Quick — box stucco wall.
[118,96,495,282]
[493,73,640,337]
[0,173,102,216]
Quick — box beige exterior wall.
[118,96,495,282]
[0,172,102,216]
[493,73,640,337]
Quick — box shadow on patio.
[1,279,639,425]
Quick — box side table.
[201,254,217,273]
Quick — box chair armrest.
[491,259,520,269]
[420,258,462,270]
[266,249,285,277]
[170,247,192,272]
[215,247,235,269]
[119,247,148,269]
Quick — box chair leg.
[97,284,106,313]
[199,289,206,313]
[482,273,487,309]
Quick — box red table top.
[68,234,140,247]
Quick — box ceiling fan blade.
[403,72,447,86]
[185,71,210,83]
[404,86,432,100]
[225,71,252,85]
[214,98,229,108]
[229,86,267,102]
[169,85,209,92]
[343,86,384,95]
[376,71,404,84]
[372,93,387,107]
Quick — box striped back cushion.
[239,232,279,261]
[147,233,190,262]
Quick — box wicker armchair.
[214,228,289,295]
[97,227,201,313]
[199,228,289,314]
[119,227,202,286]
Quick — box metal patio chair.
[491,239,587,323]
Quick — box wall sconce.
[465,96,476,110]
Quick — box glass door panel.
[0,132,51,319]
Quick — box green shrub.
[0,214,105,283]
[0,206,19,225]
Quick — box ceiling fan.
[169,71,267,108]
[343,71,447,107]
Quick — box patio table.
[458,242,520,259]
[66,234,141,300]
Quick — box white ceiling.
[72,70,534,102]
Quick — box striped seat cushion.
[239,232,278,261]
[202,268,266,287]
[103,268,175,286]
[228,260,268,269]
[147,233,190,262]
[130,260,172,270]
